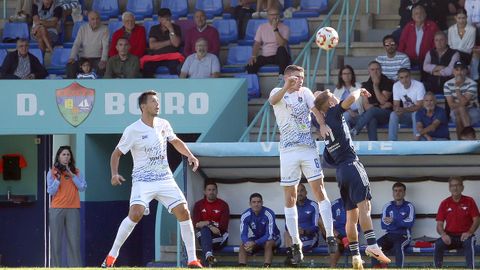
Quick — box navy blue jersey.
[331,198,347,236]
[323,103,358,165]
[381,200,415,236]
[240,206,280,245]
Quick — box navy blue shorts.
[336,160,372,210]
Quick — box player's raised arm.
[341,88,371,110]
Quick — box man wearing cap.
[443,60,480,138]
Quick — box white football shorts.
[130,179,186,214]
[280,147,324,186]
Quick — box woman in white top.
[448,8,476,64]
[333,65,364,128]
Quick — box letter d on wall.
[17,94,37,116]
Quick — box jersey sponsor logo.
[142,135,148,139]
[55,82,95,127]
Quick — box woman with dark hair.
[333,65,364,128]
[46,145,87,267]
[448,8,476,65]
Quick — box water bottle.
[309,259,315,268]
[7,186,11,200]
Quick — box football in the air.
[315,26,339,51]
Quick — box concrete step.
[362,28,395,42]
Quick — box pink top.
[254,22,289,57]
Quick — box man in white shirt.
[180,38,220,78]
[101,90,203,268]
[388,68,425,140]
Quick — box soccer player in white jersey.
[101,90,203,268]
[269,65,337,265]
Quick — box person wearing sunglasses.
[376,35,411,81]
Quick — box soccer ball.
[315,27,339,51]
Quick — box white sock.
[179,220,197,262]
[109,217,137,258]
[318,199,334,237]
[284,206,301,245]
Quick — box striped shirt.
[376,52,411,81]
[77,72,97,79]
[443,77,478,107]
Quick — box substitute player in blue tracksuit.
[373,182,415,268]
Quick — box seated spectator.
[31,0,62,53]
[142,8,183,77]
[0,38,48,79]
[448,8,475,65]
[350,61,394,141]
[434,176,479,269]
[108,12,146,58]
[180,38,220,79]
[376,34,411,81]
[67,11,109,78]
[444,61,480,138]
[329,198,349,267]
[247,7,290,76]
[459,125,477,139]
[233,0,256,39]
[423,31,459,94]
[372,182,415,268]
[76,58,97,79]
[415,91,450,140]
[239,193,280,267]
[184,10,220,57]
[388,68,425,141]
[192,181,230,267]
[10,0,32,22]
[398,5,438,68]
[104,37,141,78]
[333,65,364,128]
[284,183,319,265]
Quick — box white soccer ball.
[315,26,339,51]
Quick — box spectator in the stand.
[192,181,230,267]
[423,31,459,94]
[444,61,480,138]
[233,0,256,39]
[31,0,62,53]
[252,0,282,18]
[10,0,32,22]
[399,1,454,31]
[388,68,425,141]
[108,12,146,58]
[448,8,475,65]
[0,38,48,79]
[329,198,349,267]
[350,61,394,141]
[372,182,415,268]
[434,176,479,269]
[76,58,97,79]
[376,34,411,81]
[415,91,450,140]
[67,11,109,78]
[104,37,141,79]
[180,38,220,79]
[183,10,220,57]
[333,65,364,128]
[459,125,477,139]
[247,7,290,76]
[142,8,183,77]
[239,193,280,268]
[398,0,432,29]
[398,5,438,68]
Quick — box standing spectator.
[31,0,62,53]
[444,61,480,138]
[329,198,349,267]
[192,181,230,267]
[434,176,479,269]
[238,193,280,267]
[142,8,183,77]
[350,61,394,141]
[448,8,475,65]
[423,31,459,94]
[180,38,220,78]
[246,8,290,76]
[9,0,32,22]
[183,10,220,57]
[398,5,438,68]
[376,34,411,81]
[0,38,48,79]
[372,182,415,268]
[67,11,109,78]
[105,38,141,79]
[47,145,87,267]
[388,68,425,141]
[415,91,450,140]
[108,12,146,58]
[233,0,256,39]
[333,65,364,128]
[76,58,97,79]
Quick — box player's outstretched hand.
[111,174,126,186]
[284,75,298,90]
[359,88,371,97]
[319,124,333,139]
[188,155,199,172]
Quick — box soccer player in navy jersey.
[314,88,391,269]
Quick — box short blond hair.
[314,90,331,112]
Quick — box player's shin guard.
[109,217,137,258]
[180,220,197,262]
[318,199,334,237]
[284,206,301,245]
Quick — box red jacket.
[398,20,438,64]
[108,25,146,58]
[192,197,230,234]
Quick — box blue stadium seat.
[259,65,280,73]
[195,0,223,19]
[283,18,309,44]
[293,0,328,17]
[212,19,238,45]
[155,74,179,78]
[0,49,7,65]
[29,48,44,65]
[0,22,29,49]
[47,47,72,75]
[126,0,153,20]
[234,73,260,100]
[155,66,170,74]
[64,21,87,48]
[108,20,123,40]
[221,45,252,73]
[239,19,267,45]
[92,0,120,21]
[143,20,159,43]
[160,0,188,19]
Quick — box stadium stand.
[292,0,329,18]
[234,73,260,100]
[195,0,224,19]
[125,0,153,20]
[221,45,251,73]
[0,22,29,49]
[92,0,120,21]
[63,21,87,48]
[47,47,72,75]
[239,19,267,45]
[212,18,238,45]
[0,49,7,65]
[283,18,309,44]
[160,0,188,19]
[29,48,44,65]
[107,20,123,40]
